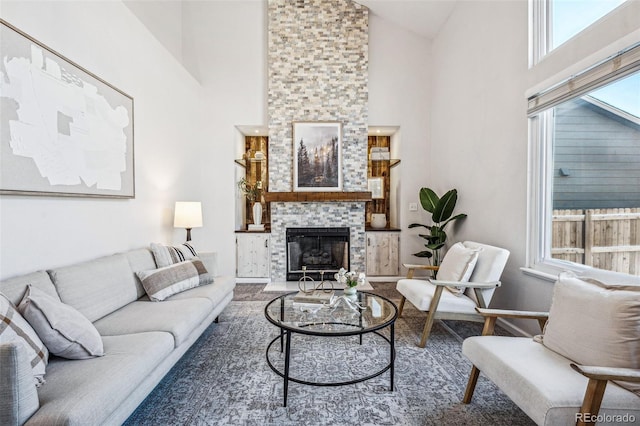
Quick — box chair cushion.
[463,336,640,426]
[541,271,640,395]
[0,293,48,386]
[150,242,199,268]
[18,286,103,359]
[396,278,477,313]
[437,242,481,295]
[136,259,213,302]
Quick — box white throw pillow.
[0,293,48,386]
[541,271,640,395]
[18,285,104,360]
[436,242,481,296]
[150,242,199,268]
[137,258,213,302]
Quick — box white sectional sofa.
[0,247,235,426]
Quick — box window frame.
[526,53,640,283]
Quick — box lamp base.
[185,228,192,242]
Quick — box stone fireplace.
[286,227,350,281]
[267,0,369,282]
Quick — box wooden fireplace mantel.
[263,191,372,202]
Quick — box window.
[530,0,628,64]
[527,45,640,279]
[551,0,627,49]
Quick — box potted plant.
[238,177,263,225]
[409,187,467,266]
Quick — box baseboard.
[235,277,271,284]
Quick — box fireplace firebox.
[286,227,350,281]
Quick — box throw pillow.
[18,285,104,360]
[137,258,213,302]
[541,271,640,395]
[436,242,481,296]
[0,293,48,386]
[150,242,199,268]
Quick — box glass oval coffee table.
[264,290,398,406]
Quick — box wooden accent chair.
[396,241,510,347]
[462,272,640,426]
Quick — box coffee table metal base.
[265,325,395,407]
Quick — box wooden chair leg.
[418,286,444,348]
[576,378,608,426]
[397,296,406,317]
[463,365,481,403]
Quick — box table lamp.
[174,201,202,241]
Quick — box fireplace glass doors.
[286,227,349,281]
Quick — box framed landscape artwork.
[0,20,135,198]
[292,121,342,192]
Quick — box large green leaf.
[408,223,428,229]
[412,250,433,258]
[432,189,457,223]
[441,213,468,229]
[419,188,439,213]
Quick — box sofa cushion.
[93,297,212,347]
[437,242,480,295]
[0,293,48,386]
[463,336,640,426]
[136,259,213,302]
[0,271,60,306]
[18,286,104,359]
[30,332,173,426]
[150,242,199,268]
[0,341,40,426]
[124,248,157,299]
[168,275,236,307]
[48,253,138,322]
[542,271,640,395]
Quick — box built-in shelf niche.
[235,126,270,230]
[367,128,400,229]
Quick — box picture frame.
[368,177,384,199]
[0,19,135,198]
[292,121,342,192]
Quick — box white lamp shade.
[174,202,203,228]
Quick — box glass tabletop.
[264,291,398,336]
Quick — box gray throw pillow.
[137,258,213,302]
[0,293,48,386]
[18,285,104,360]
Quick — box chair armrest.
[571,364,640,383]
[475,308,549,320]
[475,308,549,335]
[403,264,439,279]
[429,280,501,289]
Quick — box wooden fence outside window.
[552,208,640,276]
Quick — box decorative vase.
[252,202,263,225]
[344,286,357,296]
[371,213,387,229]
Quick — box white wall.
[0,0,207,279]
[430,0,640,334]
[181,0,267,276]
[368,13,433,266]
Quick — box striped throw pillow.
[150,242,199,268]
[136,259,213,302]
[0,293,48,386]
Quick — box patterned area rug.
[124,298,534,425]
